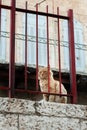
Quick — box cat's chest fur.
[39,79,48,91]
[39,78,56,92]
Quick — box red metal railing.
[68,10,77,103]
[57,7,62,95]
[36,4,39,91]
[9,0,15,97]
[25,1,28,90]
[0,0,77,103]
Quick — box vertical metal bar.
[46,5,50,92]
[9,0,16,98]
[25,1,28,89]
[36,4,38,91]
[57,7,62,94]
[68,9,77,103]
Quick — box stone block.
[0,97,35,114]
[35,101,87,119]
[0,114,18,130]
[81,120,87,130]
[19,115,67,130]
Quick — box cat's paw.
[38,99,46,105]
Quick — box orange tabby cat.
[38,67,67,103]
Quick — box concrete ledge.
[0,98,35,115]
[0,97,87,130]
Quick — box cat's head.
[38,67,53,80]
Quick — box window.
[0,9,6,62]
[74,19,85,72]
[23,14,47,66]
[62,20,69,70]
[62,19,85,72]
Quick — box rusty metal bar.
[0,86,10,90]
[0,4,69,20]
[46,5,50,93]
[36,4,39,91]
[68,9,77,103]
[9,0,16,98]
[57,7,62,94]
[15,88,72,97]
[24,1,28,89]
[17,8,69,19]
[0,5,11,10]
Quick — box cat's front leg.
[60,96,67,103]
[49,95,55,102]
[43,94,49,101]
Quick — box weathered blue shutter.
[74,19,85,72]
[63,19,85,72]
[38,15,47,66]
[17,14,25,65]
[0,9,6,62]
[62,20,69,70]
[27,14,36,65]
[23,14,47,66]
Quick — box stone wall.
[0,97,87,130]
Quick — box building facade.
[0,0,87,74]
[0,0,87,104]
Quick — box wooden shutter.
[63,19,85,72]
[74,19,85,72]
[0,9,6,62]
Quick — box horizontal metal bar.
[0,86,10,90]
[16,8,69,19]
[0,86,72,97]
[0,4,69,20]
[0,5,11,10]
[15,89,72,97]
